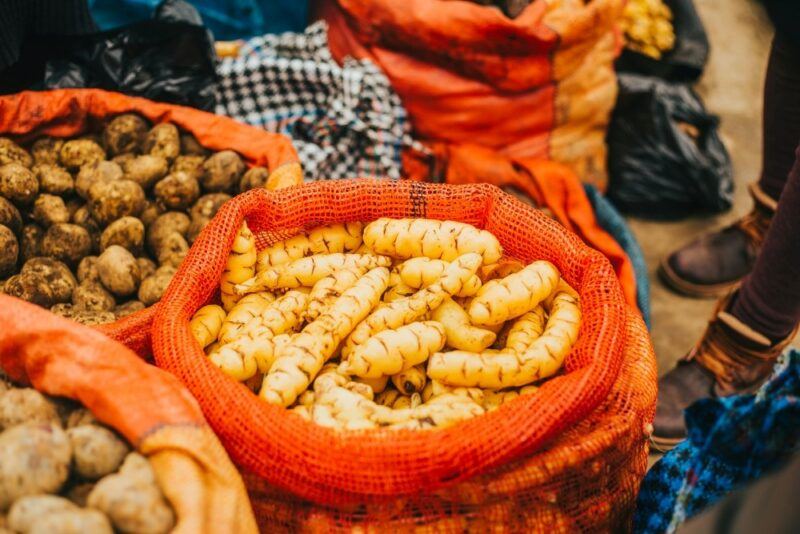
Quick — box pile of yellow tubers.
[190,218,581,431]
[620,0,676,60]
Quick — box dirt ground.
[627,0,775,375]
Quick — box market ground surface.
[629,0,790,380]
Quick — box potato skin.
[0,225,17,278]
[115,300,146,317]
[88,179,146,226]
[0,197,21,236]
[72,281,115,311]
[40,224,92,266]
[75,161,123,200]
[31,137,65,165]
[0,388,60,430]
[104,114,148,156]
[146,212,189,254]
[70,310,117,325]
[239,166,269,192]
[153,171,199,210]
[67,425,130,480]
[28,509,113,534]
[187,193,230,242]
[4,272,55,307]
[0,163,39,205]
[0,138,33,167]
[33,164,74,196]
[136,257,157,279]
[32,194,70,227]
[155,232,188,267]
[7,495,77,532]
[0,423,72,509]
[170,154,205,180]
[139,200,164,228]
[76,256,100,283]
[180,133,208,155]
[144,123,180,161]
[97,246,141,297]
[100,217,145,253]
[122,155,168,190]
[21,257,76,303]
[138,266,175,305]
[59,139,105,170]
[201,150,245,192]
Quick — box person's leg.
[659,33,800,298]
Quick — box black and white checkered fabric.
[215,22,414,181]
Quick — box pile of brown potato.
[0,375,174,534]
[0,114,268,324]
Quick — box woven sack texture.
[0,88,301,356]
[151,180,656,531]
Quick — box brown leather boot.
[651,292,797,451]
[659,183,776,298]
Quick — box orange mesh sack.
[0,294,258,533]
[152,180,657,531]
[0,88,301,356]
[317,0,623,189]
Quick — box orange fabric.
[0,295,258,533]
[151,179,656,530]
[0,89,300,357]
[404,143,638,309]
[316,0,622,189]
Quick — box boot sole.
[650,434,685,453]
[658,261,741,299]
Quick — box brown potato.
[115,300,146,318]
[66,408,98,428]
[4,272,55,307]
[144,123,180,161]
[139,200,165,227]
[146,212,189,254]
[18,224,43,263]
[65,483,95,507]
[0,138,33,167]
[88,179,146,226]
[72,281,115,311]
[0,197,21,236]
[112,153,136,167]
[180,133,208,156]
[0,226,17,278]
[64,197,83,219]
[67,425,130,480]
[136,257,157,279]
[201,150,245,192]
[0,388,60,430]
[40,224,91,265]
[28,509,113,534]
[77,256,100,283]
[33,164,74,196]
[32,194,70,227]
[103,114,149,155]
[0,163,39,205]
[171,154,205,179]
[8,495,77,532]
[153,171,199,210]
[75,160,123,200]
[70,310,117,325]
[239,166,269,192]
[21,257,76,303]
[31,137,65,165]
[155,232,188,268]
[59,139,105,170]
[97,246,140,297]
[87,453,175,534]
[50,303,77,319]
[187,193,230,242]
[138,266,175,305]
[122,155,168,190]
[99,216,144,253]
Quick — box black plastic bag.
[616,0,709,83]
[42,0,217,110]
[607,74,733,220]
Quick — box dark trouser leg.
[758,33,800,200]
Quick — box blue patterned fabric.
[634,350,800,533]
[584,184,651,326]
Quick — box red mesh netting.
[151,180,657,531]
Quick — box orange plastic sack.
[0,88,301,356]
[152,180,657,531]
[317,0,623,189]
[404,142,639,309]
[0,295,258,534]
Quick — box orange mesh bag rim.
[0,89,300,357]
[152,179,629,504]
[241,307,656,532]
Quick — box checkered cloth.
[634,350,800,533]
[215,21,414,181]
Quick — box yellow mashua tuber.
[306,266,365,321]
[188,304,226,348]
[362,218,502,264]
[259,267,390,406]
[256,222,364,269]
[468,260,560,326]
[217,291,275,343]
[219,221,257,311]
[432,297,496,352]
[397,257,482,297]
[390,365,427,395]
